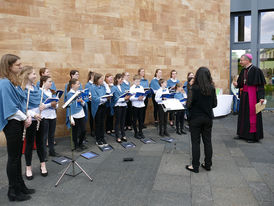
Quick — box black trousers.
[87,102,94,135]
[71,117,86,148]
[114,106,127,138]
[142,97,149,125]
[125,101,132,127]
[95,104,106,142]
[25,120,45,166]
[169,111,175,121]
[189,116,213,169]
[158,104,167,132]
[176,110,185,130]
[105,106,114,132]
[3,120,25,188]
[132,106,144,134]
[43,118,56,156]
[152,94,158,122]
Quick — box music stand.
[55,91,93,187]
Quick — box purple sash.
[243,85,257,133]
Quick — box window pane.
[231,50,251,77]
[260,49,274,108]
[260,11,274,44]
[234,15,251,42]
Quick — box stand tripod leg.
[74,161,93,181]
[55,161,72,187]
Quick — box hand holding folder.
[255,99,267,114]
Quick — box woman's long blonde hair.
[19,66,34,90]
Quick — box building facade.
[230,0,274,109]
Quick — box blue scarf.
[0,78,26,130]
[90,84,106,118]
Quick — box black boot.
[20,181,35,195]
[180,129,187,134]
[134,131,141,139]
[139,132,145,139]
[8,185,31,202]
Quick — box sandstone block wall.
[0,0,230,144]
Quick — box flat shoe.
[201,163,211,171]
[185,165,199,173]
[116,138,122,143]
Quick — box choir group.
[1,53,216,202]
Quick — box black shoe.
[49,151,61,157]
[176,130,181,135]
[139,133,145,139]
[142,125,147,129]
[154,121,158,127]
[96,141,104,147]
[83,139,88,144]
[164,131,170,137]
[80,144,88,150]
[180,129,187,134]
[116,138,122,143]
[121,137,127,142]
[8,187,31,202]
[233,136,241,140]
[20,182,35,195]
[201,163,211,171]
[134,133,141,139]
[102,139,109,146]
[40,168,48,177]
[185,165,199,173]
[25,169,33,180]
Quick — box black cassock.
[236,64,266,141]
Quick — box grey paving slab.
[212,186,259,206]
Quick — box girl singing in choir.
[104,73,115,135]
[66,78,87,152]
[121,72,132,131]
[150,69,162,126]
[174,83,187,135]
[138,68,149,128]
[155,78,170,136]
[20,66,47,180]
[111,73,130,143]
[130,74,146,139]
[0,54,34,201]
[40,76,59,158]
[85,70,95,137]
[167,70,179,127]
[91,73,109,147]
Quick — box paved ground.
[0,112,273,206]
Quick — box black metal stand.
[55,104,93,187]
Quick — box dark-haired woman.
[167,70,179,127]
[91,73,109,147]
[121,72,132,131]
[112,73,131,143]
[150,69,162,126]
[85,71,95,137]
[40,76,59,158]
[65,78,87,152]
[138,68,149,128]
[186,67,217,173]
[104,73,115,135]
[0,54,34,201]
